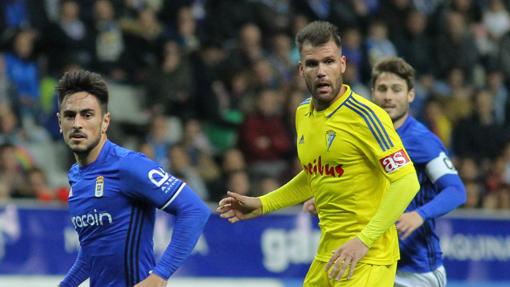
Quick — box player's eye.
[63,112,75,119]
[305,60,318,67]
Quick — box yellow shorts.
[303,258,397,287]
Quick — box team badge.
[326,130,336,151]
[95,176,104,197]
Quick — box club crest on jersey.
[379,149,411,174]
[95,176,104,197]
[326,130,336,151]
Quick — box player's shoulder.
[296,96,312,112]
[401,117,447,160]
[343,92,393,129]
[68,163,80,184]
[112,146,162,180]
[404,117,443,147]
[344,92,391,121]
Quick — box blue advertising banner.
[1,204,510,282]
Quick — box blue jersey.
[396,116,466,273]
[61,140,210,287]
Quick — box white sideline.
[0,276,285,287]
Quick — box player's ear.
[102,112,111,134]
[298,61,304,76]
[408,88,416,103]
[340,55,346,73]
[56,112,62,133]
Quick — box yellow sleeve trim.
[259,171,313,214]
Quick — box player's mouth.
[70,133,87,141]
[382,104,396,111]
[316,82,331,94]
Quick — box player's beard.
[307,76,343,107]
[69,128,102,157]
[390,107,408,125]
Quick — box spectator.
[268,32,295,83]
[145,114,175,169]
[485,67,509,125]
[483,0,510,40]
[167,144,209,200]
[238,89,293,179]
[5,29,40,120]
[144,40,195,119]
[459,157,484,208]
[452,89,509,161]
[44,0,93,75]
[120,6,164,82]
[394,10,434,75]
[365,19,397,68]
[226,169,251,196]
[0,143,31,199]
[91,0,127,81]
[181,118,220,184]
[26,167,55,202]
[433,11,479,80]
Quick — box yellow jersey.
[296,85,415,265]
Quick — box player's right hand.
[217,191,262,223]
[302,197,318,215]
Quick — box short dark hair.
[56,70,109,113]
[295,21,342,53]
[371,57,415,90]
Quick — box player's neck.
[393,112,409,129]
[315,85,346,111]
[75,136,108,166]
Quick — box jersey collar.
[78,139,112,171]
[310,84,352,117]
[396,115,415,134]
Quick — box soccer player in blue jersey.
[371,57,466,286]
[56,70,211,287]
[304,57,466,286]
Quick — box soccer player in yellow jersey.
[217,21,420,287]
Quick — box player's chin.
[70,144,90,154]
[314,92,335,102]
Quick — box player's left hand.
[326,237,368,281]
[134,273,167,287]
[396,211,424,239]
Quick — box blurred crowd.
[1,0,510,209]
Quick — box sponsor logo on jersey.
[71,209,113,229]
[379,149,410,173]
[326,130,336,151]
[303,156,344,177]
[95,176,104,197]
[299,135,304,144]
[148,167,180,193]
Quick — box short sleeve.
[119,153,186,209]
